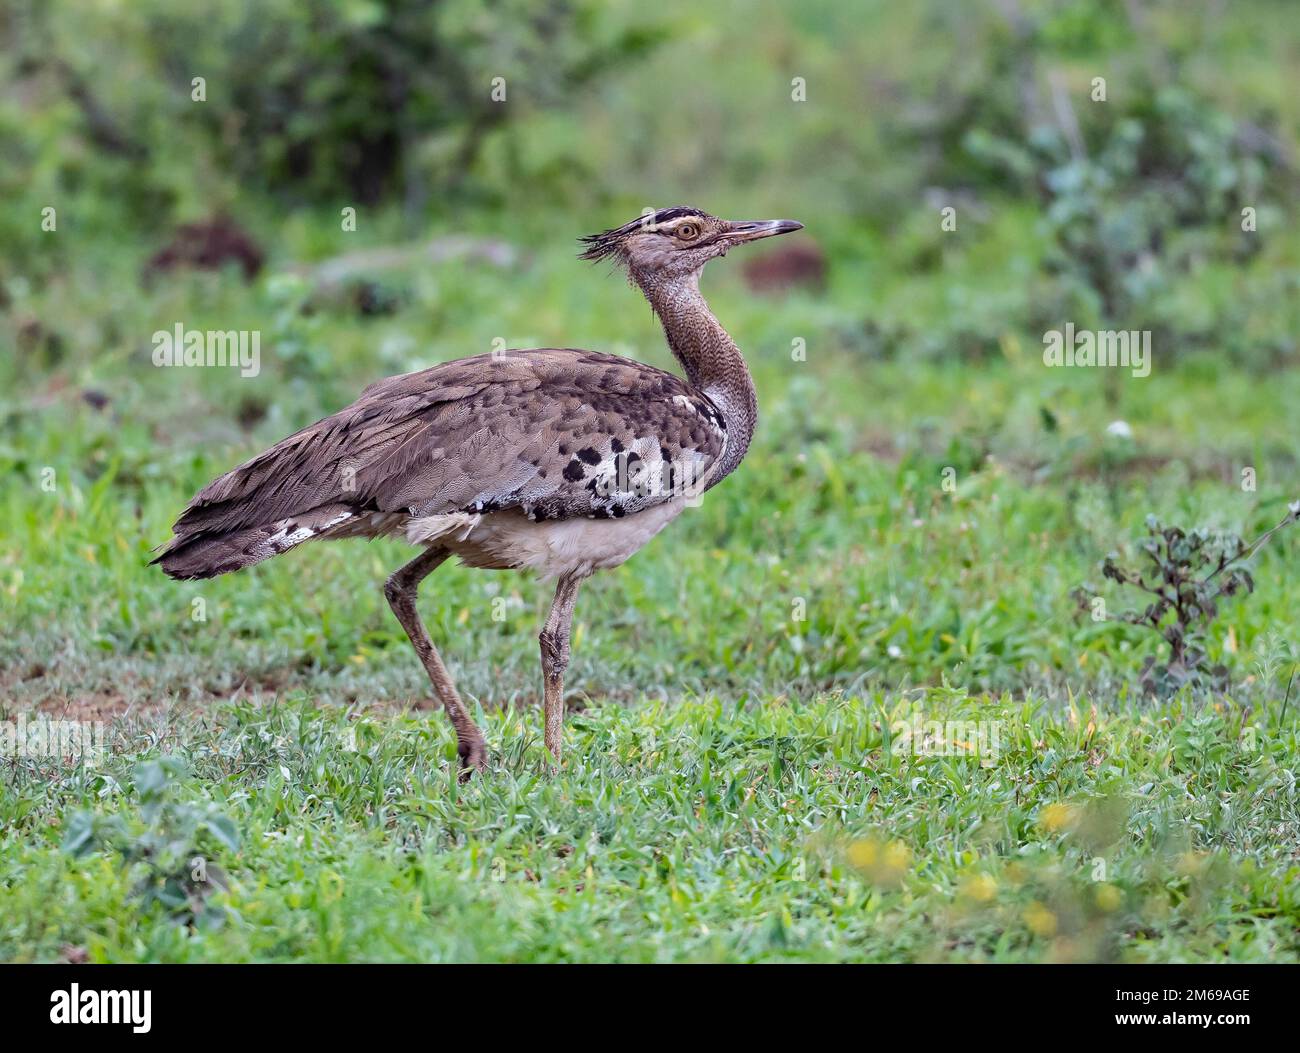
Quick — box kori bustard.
[156,207,803,776]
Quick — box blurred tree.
[888,0,1296,366]
[0,0,667,248]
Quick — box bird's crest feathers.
[578,206,711,261]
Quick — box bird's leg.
[539,572,586,763]
[384,546,487,780]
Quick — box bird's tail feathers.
[152,505,355,580]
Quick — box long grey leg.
[539,572,587,762]
[384,546,487,780]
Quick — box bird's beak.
[724,219,804,244]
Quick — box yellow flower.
[1094,884,1122,912]
[846,839,879,869]
[846,837,911,887]
[1039,803,1076,834]
[883,840,912,871]
[1024,901,1058,937]
[959,873,998,903]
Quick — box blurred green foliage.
[63,757,239,929]
[0,0,666,268]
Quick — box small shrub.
[62,757,240,929]
[1073,503,1299,696]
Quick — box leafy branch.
[1073,501,1300,696]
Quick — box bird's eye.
[677,224,698,240]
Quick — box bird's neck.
[637,270,758,485]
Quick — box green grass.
[2,693,1297,962]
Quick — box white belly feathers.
[403,498,688,580]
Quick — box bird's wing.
[160,349,726,560]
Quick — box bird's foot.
[457,737,489,782]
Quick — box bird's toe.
[457,738,489,781]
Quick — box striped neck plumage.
[636,269,758,486]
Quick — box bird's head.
[579,207,803,281]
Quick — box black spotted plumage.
[154,348,726,579]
